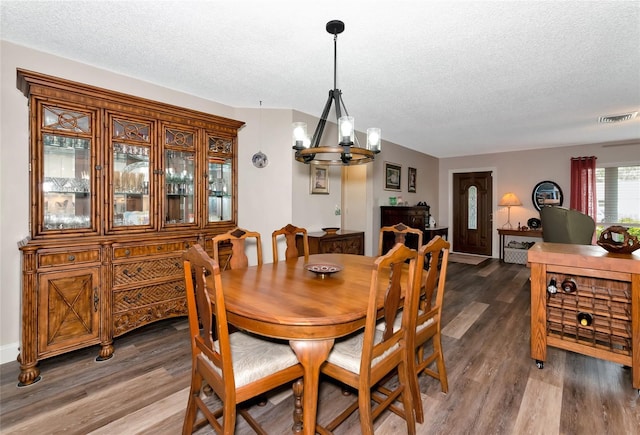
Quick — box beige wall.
[0,41,437,363]
[438,141,640,255]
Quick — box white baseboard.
[0,342,19,365]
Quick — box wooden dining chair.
[212,227,262,270]
[317,243,419,435]
[271,224,309,263]
[182,244,304,434]
[377,222,423,256]
[407,235,451,423]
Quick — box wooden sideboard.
[528,242,639,390]
[296,230,364,255]
[380,205,430,254]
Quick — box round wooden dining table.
[219,253,377,435]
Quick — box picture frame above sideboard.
[384,162,401,191]
[408,167,417,193]
[310,165,329,194]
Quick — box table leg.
[530,263,547,365]
[289,339,335,435]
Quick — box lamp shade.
[499,192,522,207]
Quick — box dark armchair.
[539,206,595,245]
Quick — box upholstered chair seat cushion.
[376,309,433,333]
[203,332,299,388]
[326,330,400,374]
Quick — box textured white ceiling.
[2,1,639,158]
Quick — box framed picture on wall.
[384,162,401,191]
[408,167,417,193]
[310,165,330,194]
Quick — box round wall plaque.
[252,151,268,168]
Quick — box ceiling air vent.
[598,112,638,123]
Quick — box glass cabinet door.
[111,117,152,228]
[41,105,93,232]
[208,157,232,222]
[164,127,196,225]
[207,136,234,223]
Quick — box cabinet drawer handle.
[93,288,99,312]
[124,249,130,256]
[157,246,163,251]
[123,293,142,304]
[123,267,143,278]
[68,255,76,261]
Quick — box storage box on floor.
[504,241,535,265]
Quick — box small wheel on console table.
[536,360,544,369]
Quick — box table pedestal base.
[290,339,335,435]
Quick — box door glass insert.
[468,186,478,230]
[43,105,91,133]
[207,136,233,223]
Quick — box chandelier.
[292,20,381,166]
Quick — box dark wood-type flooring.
[1,259,638,434]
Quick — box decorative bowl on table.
[322,227,339,234]
[597,226,640,254]
[305,263,342,278]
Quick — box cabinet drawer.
[319,237,363,255]
[113,280,185,313]
[113,256,183,286]
[112,280,187,336]
[38,248,101,267]
[113,239,196,259]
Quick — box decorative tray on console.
[322,227,340,234]
[305,263,342,278]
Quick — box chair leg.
[398,361,417,435]
[433,335,448,393]
[222,400,237,434]
[292,378,304,434]
[357,387,375,435]
[408,348,424,424]
[182,371,202,435]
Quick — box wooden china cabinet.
[16,69,244,385]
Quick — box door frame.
[448,167,499,257]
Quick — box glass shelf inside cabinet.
[43,134,91,230]
[113,142,150,227]
[165,150,195,224]
[208,157,232,222]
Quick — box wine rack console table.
[528,242,639,390]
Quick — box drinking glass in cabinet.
[42,133,91,230]
[112,143,150,227]
[208,157,232,222]
[165,150,195,224]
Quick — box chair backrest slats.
[272,224,309,263]
[183,244,234,387]
[212,227,263,270]
[363,243,419,371]
[378,223,424,256]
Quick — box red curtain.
[570,156,597,219]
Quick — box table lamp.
[499,192,522,229]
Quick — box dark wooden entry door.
[452,171,493,255]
